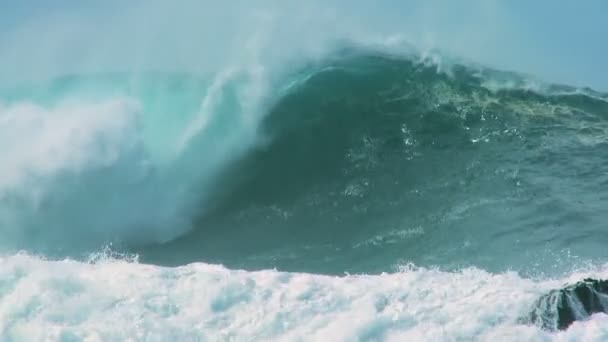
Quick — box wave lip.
[0,66,276,256]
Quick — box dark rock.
[527,278,608,331]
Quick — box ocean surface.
[2,3,608,341]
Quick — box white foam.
[2,254,608,341]
[0,98,140,196]
[0,62,274,250]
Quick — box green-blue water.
[137,54,608,277]
[2,49,608,340]
[2,51,607,277]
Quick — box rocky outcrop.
[528,278,608,331]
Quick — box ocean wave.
[1,51,608,277]
[2,2,608,341]
[138,53,608,276]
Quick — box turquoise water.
[2,8,608,339]
[3,52,607,277]
[139,54,608,277]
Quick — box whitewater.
[2,253,608,341]
[2,1,608,341]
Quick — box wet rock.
[528,278,608,331]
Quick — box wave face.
[137,53,608,276]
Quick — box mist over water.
[3,1,608,89]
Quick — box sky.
[0,0,606,90]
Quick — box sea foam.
[2,254,608,341]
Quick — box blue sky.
[493,0,608,90]
[0,1,606,90]
[348,0,608,90]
